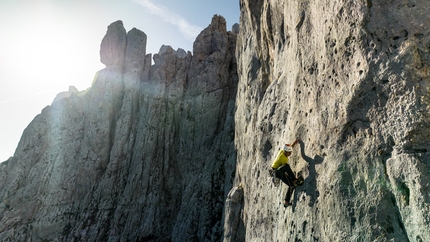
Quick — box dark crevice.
[397,212,409,241]
[262,140,273,159]
[295,10,306,32]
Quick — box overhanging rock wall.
[231,0,430,241]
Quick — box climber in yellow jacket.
[271,138,302,207]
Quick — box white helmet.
[283,144,292,152]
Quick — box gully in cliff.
[269,138,304,207]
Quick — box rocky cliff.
[0,16,238,241]
[231,0,430,241]
[1,1,430,242]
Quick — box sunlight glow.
[9,20,89,91]
[0,88,64,105]
[0,1,103,161]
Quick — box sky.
[0,0,240,162]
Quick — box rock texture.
[0,16,238,242]
[1,1,430,241]
[52,86,80,104]
[232,0,430,241]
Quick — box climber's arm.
[292,138,300,147]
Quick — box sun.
[3,5,104,97]
[10,20,89,91]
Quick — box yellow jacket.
[271,150,289,169]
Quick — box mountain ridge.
[0,15,238,241]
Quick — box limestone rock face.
[100,20,127,68]
[231,0,430,241]
[0,16,237,242]
[124,27,147,89]
[223,186,245,242]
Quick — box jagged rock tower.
[0,16,238,241]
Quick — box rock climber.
[270,138,303,207]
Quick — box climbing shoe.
[295,176,304,186]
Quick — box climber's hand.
[269,169,274,176]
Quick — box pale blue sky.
[0,0,240,162]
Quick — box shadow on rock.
[292,140,323,211]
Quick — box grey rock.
[0,15,237,241]
[100,20,127,68]
[232,23,239,35]
[223,185,244,242]
[193,15,228,62]
[2,0,430,241]
[124,27,147,89]
[52,85,80,103]
[232,0,430,241]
